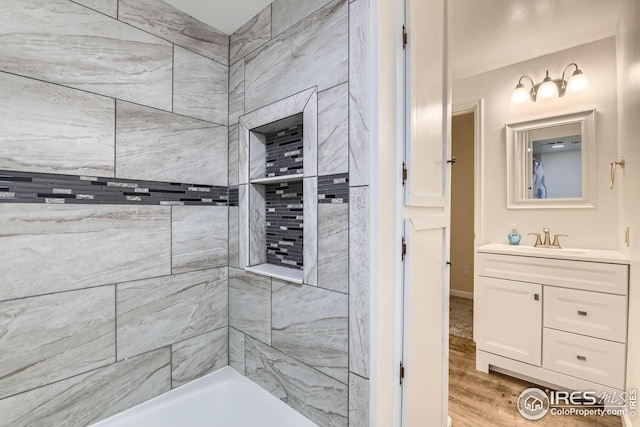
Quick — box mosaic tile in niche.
[265,181,304,269]
[265,124,304,178]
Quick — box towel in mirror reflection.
[533,160,547,199]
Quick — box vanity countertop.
[477,243,630,265]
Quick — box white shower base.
[91,366,317,427]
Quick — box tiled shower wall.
[228,1,371,426]
[0,0,230,424]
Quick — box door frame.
[452,99,483,250]
[452,99,482,341]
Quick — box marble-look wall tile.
[239,124,250,185]
[229,124,240,185]
[249,132,267,180]
[240,88,315,130]
[229,327,246,374]
[349,374,370,427]
[245,337,348,427]
[0,348,170,427]
[171,328,228,388]
[229,61,245,126]
[0,0,173,111]
[229,206,240,267]
[118,0,229,65]
[303,91,318,178]
[173,46,228,125]
[229,268,272,344]
[0,72,115,177]
[318,83,349,175]
[244,0,348,113]
[116,101,227,186]
[117,268,228,359]
[0,205,170,300]
[249,184,267,265]
[238,185,249,268]
[0,287,115,399]
[303,178,318,286]
[172,206,228,273]
[349,0,371,186]
[72,0,117,17]
[349,187,370,378]
[271,281,348,384]
[318,203,349,293]
[271,0,335,37]
[230,6,271,65]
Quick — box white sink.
[477,243,629,264]
[504,246,587,256]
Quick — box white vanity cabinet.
[476,277,542,365]
[475,244,630,396]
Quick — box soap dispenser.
[508,224,521,245]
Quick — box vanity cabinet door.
[476,277,542,365]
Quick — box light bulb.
[538,72,559,101]
[567,71,589,93]
[511,84,531,104]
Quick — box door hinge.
[402,25,408,50]
[400,362,405,385]
[402,162,407,186]
[401,237,407,262]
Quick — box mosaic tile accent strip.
[318,173,349,204]
[0,170,228,206]
[265,124,304,178]
[265,181,303,270]
[228,187,239,207]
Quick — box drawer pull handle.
[577,355,587,361]
[578,310,588,316]
[534,293,540,301]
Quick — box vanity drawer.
[544,287,627,343]
[543,328,626,390]
[477,254,628,295]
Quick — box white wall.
[453,37,619,249]
[616,0,640,424]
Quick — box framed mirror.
[506,109,596,209]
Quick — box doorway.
[449,112,475,343]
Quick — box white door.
[404,0,448,208]
[402,218,448,426]
[476,277,542,365]
[401,0,450,425]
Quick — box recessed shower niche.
[238,88,318,285]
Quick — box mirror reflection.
[526,123,582,199]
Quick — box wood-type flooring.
[449,335,623,427]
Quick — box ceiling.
[451,0,623,81]
[163,0,272,35]
[162,0,623,77]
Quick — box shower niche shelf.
[238,87,318,286]
[250,174,303,185]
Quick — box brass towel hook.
[610,158,625,189]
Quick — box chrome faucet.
[528,228,569,248]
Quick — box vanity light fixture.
[511,63,589,104]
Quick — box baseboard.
[450,289,473,299]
